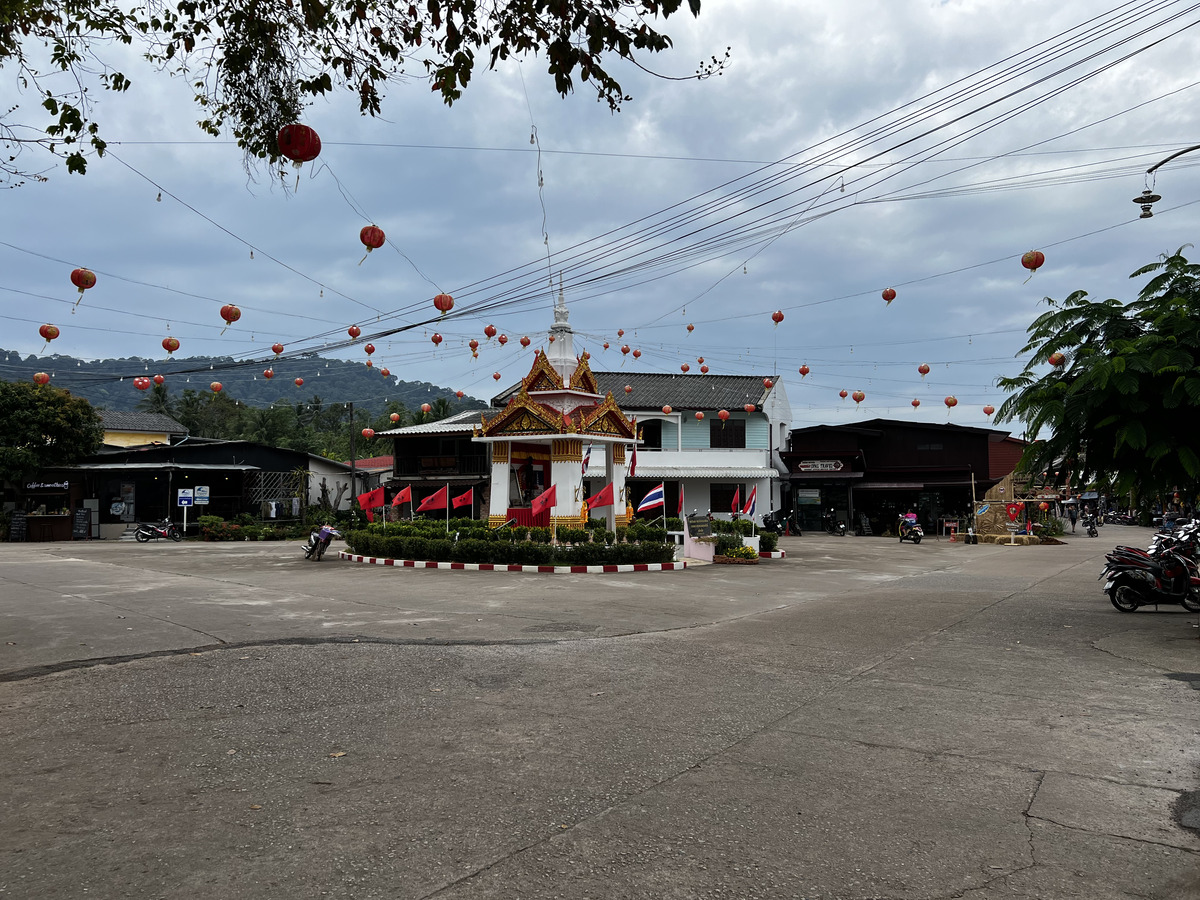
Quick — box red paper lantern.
[455,390,465,399]
[433,293,454,315]
[700,365,709,374]
[1048,351,1066,367]
[771,310,785,325]
[153,374,164,385]
[662,405,673,415]
[852,390,865,405]
[602,341,609,350]
[359,225,385,262]
[492,372,502,381]
[521,336,531,348]
[918,363,930,378]
[484,324,497,340]
[763,378,773,389]
[365,359,374,368]
[210,382,223,393]
[944,396,958,409]
[744,404,755,413]
[617,329,625,338]
[390,412,400,423]
[294,377,304,387]
[347,325,361,339]
[680,363,690,373]
[1039,501,1050,512]
[718,409,730,422]
[621,345,631,356]
[364,343,375,356]
[911,399,920,408]
[380,367,390,377]
[39,324,60,343]
[431,333,443,346]
[277,124,321,163]
[624,384,633,393]
[271,342,284,356]
[263,368,274,379]
[32,372,50,385]
[983,405,995,416]
[466,340,478,352]
[798,364,809,378]
[697,356,705,364]
[134,377,150,391]
[219,304,240,335]
[498,334,508,346]
[1021,250,1045,272]
[161,337,179,356]
[695,411,705,420]
[362,428,375,439]
[687,323,694,333]
[421,402,432,413]
[882,288,896,304]
[632,348,641,359]
[839,389,848,399]
[70,267,96,296]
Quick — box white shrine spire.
[546,281,575,380]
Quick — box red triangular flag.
[731,487,740,515]
[531,484,557,517]
[585,482,615,509]
[392,485,412,506]
[452,487,474,509]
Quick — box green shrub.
[556,527,589,544]
[720,544,759,561]
[604,530,616,545]
[615,526,628,543]
[666,517,683,532]
[715,534,742,555]
[758,531,779,552]
[529,526,552,544]
[512,526,530,542]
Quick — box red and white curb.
[339,552,688,574]
[759,550,786,559]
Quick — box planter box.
[742,535,760,553]
[714,555,759,565]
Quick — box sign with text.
[686,514,713,538]
[194,485,210,505]
[177,489,194,507]
[797,460,845,472]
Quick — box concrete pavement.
[1,530,1198,899]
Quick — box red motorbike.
[1102,549,1200,613]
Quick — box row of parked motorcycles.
[1101,518,1200,613]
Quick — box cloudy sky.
[3,0,1199,433]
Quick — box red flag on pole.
[391,485,412,507]
[452,487,474,509]
[417,485,449,512]
[677,484,684,515]
[585,482,614,509]
[531,484,557,517]
[731,487,740,515]
[357,486,385,522]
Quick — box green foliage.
[666,517,684,531]
[719,544,759,561]
[1,0,720,185]
[714,534,742,555]
[0,380,103,483]
[996,247,1200,499]
[711,518,755,536]
[758,531,779,552]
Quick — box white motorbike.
[303,525,341,561]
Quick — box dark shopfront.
[783,419,1016,536]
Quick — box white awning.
[627,466,779,480]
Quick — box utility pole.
[348,402,357,516]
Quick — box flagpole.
[445,482,450,532]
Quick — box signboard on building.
[177,489,194,507]
[685,514,712,537]
[194,485,210,505]
[797,460,845,472]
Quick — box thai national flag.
[637,483,665,513]
[582,443,592,476]
[742,486,757,517]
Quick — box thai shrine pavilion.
[472,294,636,530]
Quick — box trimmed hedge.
[758,531,779,552]
[345,527,675,565]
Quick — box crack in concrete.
[1025,812,1200,853]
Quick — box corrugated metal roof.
[495,372,776,411]
[629,466,779,480]
[98,411,188,434]
[377,410,482,436]
[70,462,260,471]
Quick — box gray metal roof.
[629,466,779,480]
[376,409,482,437]
[494,372,777,411]
[98,410,189,434]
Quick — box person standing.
[1067,504,1078,533]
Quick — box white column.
[488,442,510,524]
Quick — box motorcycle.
[822,509,847,536]
[1102,548,1200,613]
[135,519,182,542]
[1080,514,1099,537]
[303,525,341,561]
[762,509,801,536]
[897,518,924,544]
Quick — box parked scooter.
[762,509,802,536]
[135,519,182,542]
[303,524,341,561]
[822,509,847,536]
[1101,548,1200,613]
[897,517,924,544]
[1080,513,1099,537]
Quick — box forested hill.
[0,349,486,416]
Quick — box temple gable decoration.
[521,350,566,393]
[480,388,566,437]
[578,392,636,439]
[568,355,599,394]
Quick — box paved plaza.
[1,531,1198,899]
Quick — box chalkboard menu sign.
[8,511,27,542]
[72,508,91,540]
[686,514,712,537]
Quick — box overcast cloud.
[3,0,1199,433]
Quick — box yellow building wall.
[104,430,171,448]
